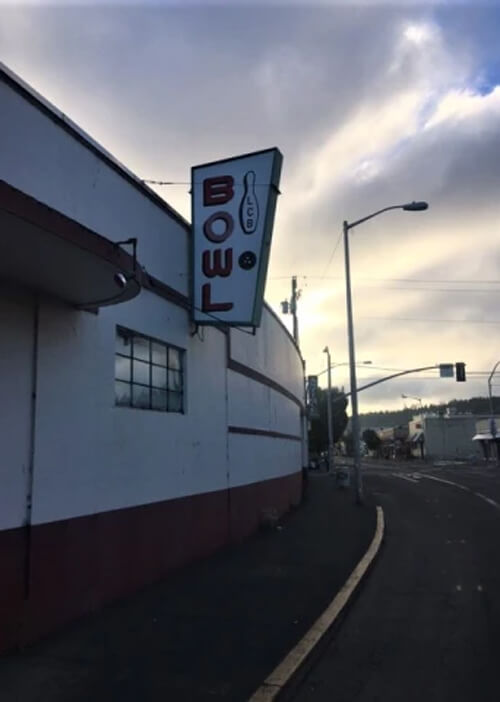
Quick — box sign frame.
[439,363,454,378]
[190,147,283,327]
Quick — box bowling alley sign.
[191,148,283,326]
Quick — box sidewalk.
[0,474,376,702]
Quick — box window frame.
[115,326,185,414]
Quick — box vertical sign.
[191,148,283,326]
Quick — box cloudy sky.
[2,0,499,411]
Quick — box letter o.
[203,212,234,243]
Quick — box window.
[115,327,184,413]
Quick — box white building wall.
[31,290,229,525]
[228,435,300,488]
[0,66,305,529]
[229,305,304,401]
[0,77,188,293]
[30,291,304,524]
[227,371,301,438]
[0,287,34,530]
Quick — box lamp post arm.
[345,205,404,230]
[316,362,348,378]
[316,361,369,378]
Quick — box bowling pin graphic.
[239,171,259,234]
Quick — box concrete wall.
[0,287,35,530]
[424,416,482,460]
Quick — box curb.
[248,505,385,702]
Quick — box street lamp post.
[488,361,500,418]
[488,362,499,461]
[343,201,428,504]
[317,359,372,474]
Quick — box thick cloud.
[1,2,499,409]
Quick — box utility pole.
[281,276,301,346]
[323,346,334,474]
[290,275,299,346]
[281,277,306,472]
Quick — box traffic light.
[456,362,466,382]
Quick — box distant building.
[472,417,500,460]
[375,425,410,460]
[409,413,490,461]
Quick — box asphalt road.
[286,461,500,702]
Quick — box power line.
[309,284,498,293]
[369,287,500,293]
[269,275,500,284]
[270,279,500,293]
[361,317,500,325]
[320,231,343,279]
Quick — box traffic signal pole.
[333,363,466,402]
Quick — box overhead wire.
[269,275,500,285]
[319,231,343,280]
[361,317,500,325]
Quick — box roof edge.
[0,62,190,233]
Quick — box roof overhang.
[0,179,142,308]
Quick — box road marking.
[392,473,419,483]
[248,506,385,702]
[418,474,500,512]
[474,492,499,509]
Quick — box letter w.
[202,249,233,278]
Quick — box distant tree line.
[359,396,500,432]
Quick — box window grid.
[115,327,184,413]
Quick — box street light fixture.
[343,201,429,504]
[401,393,423,406]
[402,201,429,212]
